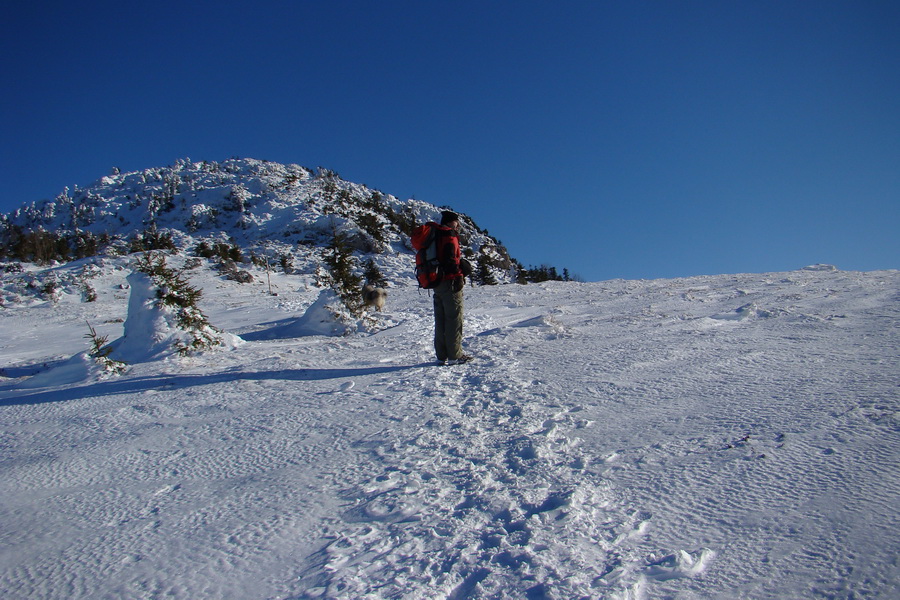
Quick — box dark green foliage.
[20,230,71,263]
[194,241,215,259]
[72,231,109,259]
[356,213,387,247]
[130,227,176,253]
[84,322,113,358]
[134,252,203,310]
[82,283,98,303]
[475,254,499,286]
[363,258,387,288]
[363,191,384,210]
[85,321,127,374]
[322,180,337,205]
[561,268,583,282]
[384,207,417,237]
[1,227,76,264]
[522,264,565,283]
[41,279,60,301]
[324,229,363,310]
[134,252,222,355]
[162,173,181,206]
[194,241,243,262]
[194,241,250,282]
[279,253,294,273]
[223,242,243,262]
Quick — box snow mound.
[246,289,355,339]
[802,263,839,271]
[284,289,351,337]
[641,549,716,581]
[17,352,95,389]
[109,272,241,363]
[710,302,782,321]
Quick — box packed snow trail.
[292,323,632,599]
[1,264,898,599]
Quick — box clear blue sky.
[2,1,898,281]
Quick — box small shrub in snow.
[82,283,98,302]
[84,321,127,374]
[194,241,243,263]
[183,257,202,270]
[279,253,294,274]
[41,279,60,303]
[129,227,176,253]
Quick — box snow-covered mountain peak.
[0,157,516,284]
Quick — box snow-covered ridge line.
[0,157,516,285]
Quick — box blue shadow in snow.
[0,363,431,407]
[236,317,305,341]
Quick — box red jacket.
[434,224,462,281]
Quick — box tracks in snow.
[291,323,644,599]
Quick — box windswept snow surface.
[1,263,898,599]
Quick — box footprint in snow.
[641,548,716,581]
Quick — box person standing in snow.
[432,211,472,365]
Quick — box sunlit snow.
[1,257,897,599]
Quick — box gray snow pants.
[433,279,464,361]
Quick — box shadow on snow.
[0,363,428,407]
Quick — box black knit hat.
[440,211,460,225]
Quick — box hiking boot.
[448,354,473,365]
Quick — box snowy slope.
[0,260,898,600]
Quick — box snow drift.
[110,271,242,364]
